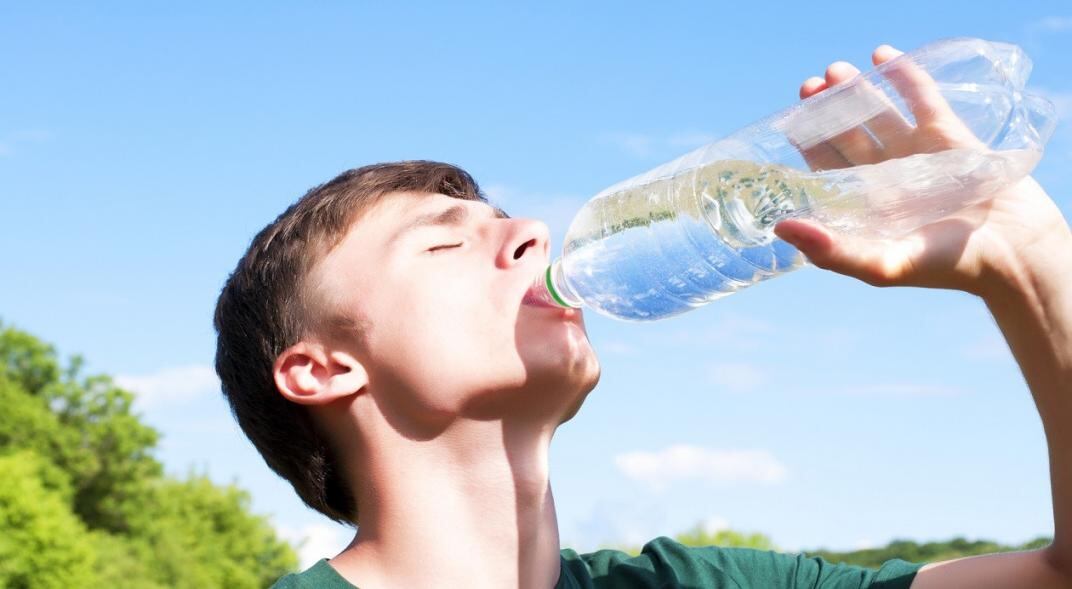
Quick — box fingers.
[824,61,857,87]
[796,76,853,170]
[774,218,921,287]
[796,47,922,167]
[799,142,852,171]
[875,44,984,150]
[872,44,901,66]
[872,44,958,127]
[858,46,916,155]
[821,61,884,165]
[799,76,826,100]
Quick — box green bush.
[0,320,298,587]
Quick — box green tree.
[652,520,1052,570]
[0,320,298,586]
[0,324,161,533]
[117,476,300,589]
[0,451,99,589]
[803,536,1053,568]
[609,525,777,556]
[675,524,777,551]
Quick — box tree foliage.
[0,321,298,587]
[675,525,777,551]
[802,535,1052,568]
[667,520,1051,569]
[615,523,1051,568]
[611,526,778,556]
[0,451,98,589]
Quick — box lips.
[522,283,560,308]
[521,269,561,308]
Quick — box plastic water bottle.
[533,38,1056,321]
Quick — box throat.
[331,426,562,589]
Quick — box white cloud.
[115,364,220,408]
[276,523,350,570]
[708,362,766,393]
[614,445,788,491]
[1031,16,1072,32]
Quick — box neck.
[331,419,561,589]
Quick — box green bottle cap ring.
[545,265,573,308]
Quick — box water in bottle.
[534,38,1055,321]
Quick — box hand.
[773,45,1071,299]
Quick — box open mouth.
[522,284,559,308]
[521,268,561,309]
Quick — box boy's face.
[313,192,600,428]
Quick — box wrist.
[978,230,1072,313]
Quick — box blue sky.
[3,1,1071,568]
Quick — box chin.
[528,333,601,411]
[556,361,599,426]
[505,309,597,414]
[520,313,598,375]
[460,354,599,423]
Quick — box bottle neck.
[546,260,583,308]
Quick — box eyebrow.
[391,204,469,243]
[392,202,511,243]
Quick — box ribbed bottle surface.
[543,38,1055,322]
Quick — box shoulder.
[560,537,773,587]
[270,559,355,589]
[560,537,924,589]
[269,573,303,589]
[270,570,300,583]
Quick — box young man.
[215,45,1072,588]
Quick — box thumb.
[774,218,917,287]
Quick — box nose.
[496,218,551,269]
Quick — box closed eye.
[428,243,463,253]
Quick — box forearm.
[982,231,1072,570]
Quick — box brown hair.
[213,161,487,523]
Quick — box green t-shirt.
[271,536,924,588]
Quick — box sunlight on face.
[312,192,601,429]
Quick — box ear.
[273,341,369,406]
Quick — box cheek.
[364,261,538,393]
[379,294,526,391]
[418,272,520,351]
